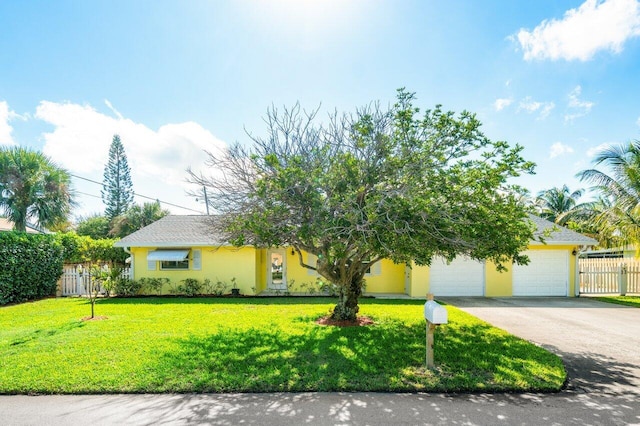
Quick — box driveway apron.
[441,297,640,396]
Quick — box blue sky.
[1,0,640,218]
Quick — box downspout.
[123,247,134,280]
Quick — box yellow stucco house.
[114,215,596,297]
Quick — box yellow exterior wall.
[364,259,405,294]
[409,263,430,298]
[132,246,257,295]
[485,261,513,297]
[130,244,580,297]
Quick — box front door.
[267,249,287,290]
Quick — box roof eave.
[114,241,228,248]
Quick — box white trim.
[147,250,190,262]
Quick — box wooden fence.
[58,263,131,296]
[579,258,640,295]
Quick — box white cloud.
[565,85,595,122]
[549,142,575,158]
[515,0,640,61]
[587,142,613,157]
[35,101,227,216]
[518,97,555,119]
[494,98,513,111]
[0,101,17,146]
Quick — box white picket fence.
[59,263,131,296]
[579,258,640,295]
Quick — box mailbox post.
[424,293,448,369]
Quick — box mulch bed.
[315,315,374,327]
[81,316,108,321]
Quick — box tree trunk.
[331,276,363,321]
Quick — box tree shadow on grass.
[7,321,85,347]
[148,317,564,393]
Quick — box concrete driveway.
[440,297,640,396]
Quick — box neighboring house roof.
[0,217,49,234]
[114,214,598,248]
[114,215,224,247]
[528,214,597,246]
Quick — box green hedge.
[55,233,128,264]
[0,232,64,305]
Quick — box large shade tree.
[0,146,74,232]
[189,90,537,321]
[577,140,640,246]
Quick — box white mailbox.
[424,300,448,324]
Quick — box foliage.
[75,214,111,239]
[594,296,640,308]
[204,279,229,296]
[86,264,108,318]
[577,141,640,248]
[0,146,74,232]
[188,89,536,320]
[54,232,128,264]
[0,232,64,305]
[139,277,170,295]
[178,278,205,296]
[112,278,143,297]
[0,298,566,393]
[102,134,134,220]
[534,185,591,226]
[109,201,170,238]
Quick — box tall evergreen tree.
[102,134,134,220]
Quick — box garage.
[429,256,484,296]
[512,250,569,296]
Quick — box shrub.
[178,278,203,296]
[139,277,169,295]
[112,278,143,297]
[54,232,127,264]
[0,232,64,305]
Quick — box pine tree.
[102,134,134,220]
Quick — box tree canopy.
[102,134,134,220]
[577,140,640,247]
[110,201,170,238]
[189,90,536,320]
[0,146,74,232]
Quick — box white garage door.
[513,250,568,296]
[429,256,485,296]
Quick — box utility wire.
[70,173,204,214]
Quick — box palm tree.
[577,140,640,246]
[0,146,74,232]
[535,185,587,225]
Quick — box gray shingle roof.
[114,215,225,247]
[114,214,598,248]
[528,214,597,246]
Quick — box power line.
[70,173,204,214]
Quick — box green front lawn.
[0,297,565,394]
[594,295,640,308]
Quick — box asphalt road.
[1,297,639,425]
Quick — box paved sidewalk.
[1,392,639,426]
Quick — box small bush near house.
[178,278,204,296]
[139,277,169,295]
[0,232,64,305]
[112,278,143,297]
